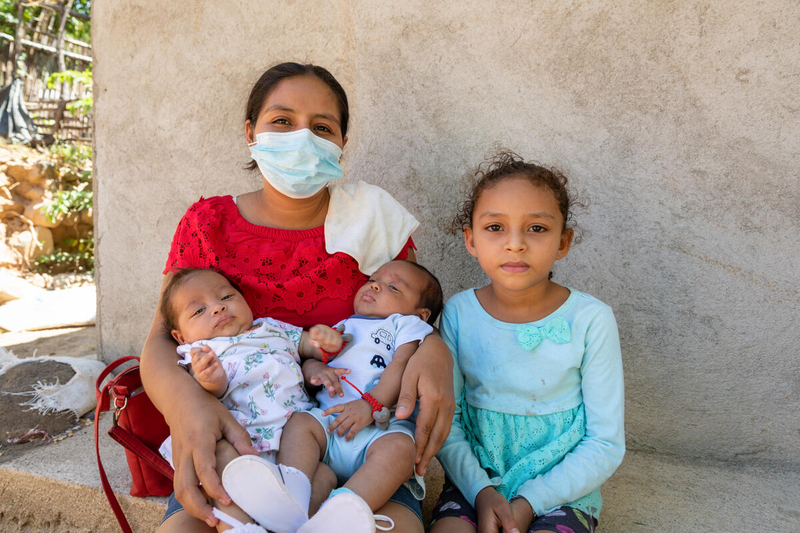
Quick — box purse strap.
[94,357,176,532]
[94,362,135,533]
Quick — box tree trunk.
[8,1,26,79]
[55,0,75,74]
[53,0,75,134]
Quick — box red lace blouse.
[164,196,413,329]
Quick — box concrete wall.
[93,1,799,467]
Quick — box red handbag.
[94,356,174,532]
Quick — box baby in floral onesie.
[158,267,345,468]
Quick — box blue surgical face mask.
[248,129,343,199]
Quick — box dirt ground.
[0,326,98,464]
[0,325,97,359]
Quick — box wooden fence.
[0,5,92,143]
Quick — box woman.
[142,62,454,533]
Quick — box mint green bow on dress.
[516,317,572,350]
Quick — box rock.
[0,270,47,305]
[50,224,73,247]
[0,186,23,213]
[8,230,35,260]
[51,272,94,289]
[22,272,52,289]
[23,201,60,228]
[79,207,92,225]
[33,226,54,256]
[14,182,45,202]
[61,212,80,227]
[5,161,47,185]
[0,240,20,268]
[0,171,13,188]
[3,214,27,233]
[8,227,53,261]
[1,200,24,214]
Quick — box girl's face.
[464,176,573,294]
[245,75,347,149]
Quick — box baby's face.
[354,261,428,321]
[170,270,254,345]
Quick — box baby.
[222,260,444,533]
[158,268,346,532]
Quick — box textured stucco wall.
[93,1,799,467]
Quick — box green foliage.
[66,1,91,44]
[0,1,91,44]
[43,185,92,223]
[35,236,93,274]
[48,69,93,115]
[49,139,92,168]
[34,137,94,275]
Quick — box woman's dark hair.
[245,62,350,171]
[451,150,583,242]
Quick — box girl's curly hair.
[451,150,584,242]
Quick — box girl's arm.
[515,306,626,517]
[436,356,496,503]
[140,275,257,528]
[431,305,496,505]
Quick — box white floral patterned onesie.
[159,317,314,464]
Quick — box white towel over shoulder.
[325,181,420,275]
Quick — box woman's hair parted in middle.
[451,150,584,240]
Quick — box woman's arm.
[394,331,456,476]
[140,276,257,527]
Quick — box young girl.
[430,152,625,533]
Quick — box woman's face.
[245,75,347,149]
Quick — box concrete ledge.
[1,414,798,532]
[0,414,166,532]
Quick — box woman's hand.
[303,359,350,398]
[475,487,521,533]
[323,399,373,440]
[394,333,455,476]
[168,397,256,526]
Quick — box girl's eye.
[529,225,546,233]
[314,124,332,134]
[272,118,290,125]
[485,224,502,232]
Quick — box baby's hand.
[323,399,374,440]
[190,346,227,396]
[308,324,344,356]
[303,360,351,398]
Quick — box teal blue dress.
[437,289,625,519]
